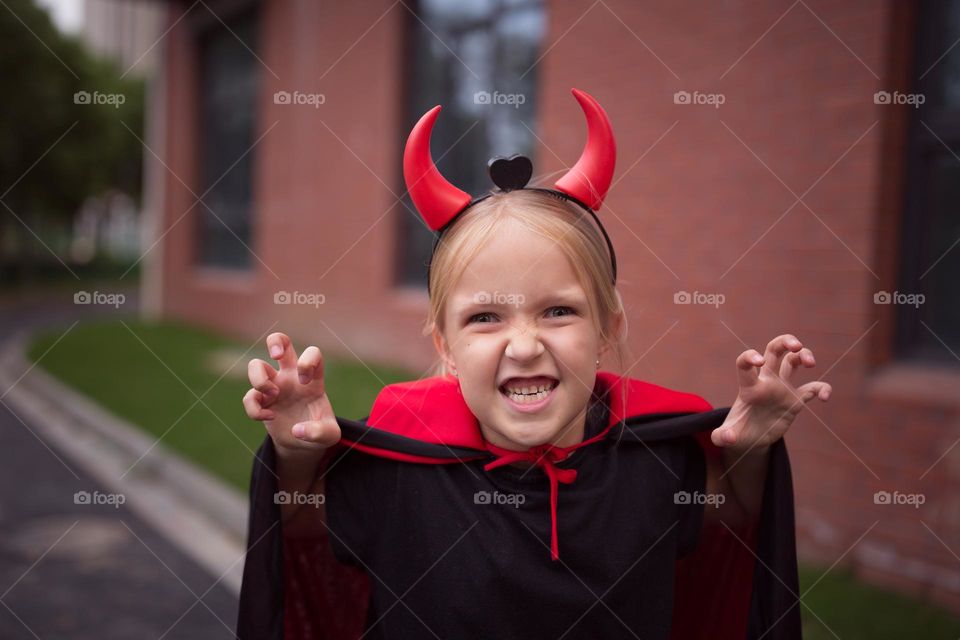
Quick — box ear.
[432,328,457,372]
[599,309,626,358]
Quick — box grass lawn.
[28,318,415,491]
[28,319,960,637]
[799,566,960,638]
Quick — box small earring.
[596,359,600,369]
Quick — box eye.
[546,306,575,318]
[467,312,498,324]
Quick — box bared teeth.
[507,384,549,394]
[503,384,555,405]
[501,380,557,398]
[500,376,557,394]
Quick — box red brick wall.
[159,1,424,364]
[152,0,960,611]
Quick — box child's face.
[435,220,607,450]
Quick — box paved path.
[0,289,239,639]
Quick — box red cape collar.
[348,371,716,562]
[365,370,712,449]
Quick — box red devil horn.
[403,106,472,231]
[553,89,616,211]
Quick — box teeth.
[506,383,551,394]
[502,381,556,403]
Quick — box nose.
[504,319,545,362]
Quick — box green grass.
[799,566,960,638]
[27,319,415,491]
[27,319,960,635]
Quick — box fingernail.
[299,373,310,385]
[270,345,282,358]
[292,424,305,438]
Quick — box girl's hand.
[242,332,341,456]
[710,334,832,454]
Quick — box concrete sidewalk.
[0,291,246,639]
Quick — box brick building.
[140,0,960,611]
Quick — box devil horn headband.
[403,88,616,231]
[404,88,618,288]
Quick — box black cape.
[235,373,801,639]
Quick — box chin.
[493,419,563,449]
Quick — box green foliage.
[0,0,145,252]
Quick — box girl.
[238,89,829,640]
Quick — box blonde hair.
[421,189,632,386]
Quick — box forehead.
[447,223,587,307]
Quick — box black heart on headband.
[487,155,533,192]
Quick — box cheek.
[554,329,600,365]
[552,333,602,394]
[457,339,499,383]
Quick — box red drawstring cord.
[483,425,613,561]
[484,445,575,561]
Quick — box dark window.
[196,8,259,269]
[396,0,547,287]
[896,1,960,364]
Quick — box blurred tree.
[0,0,145,283]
